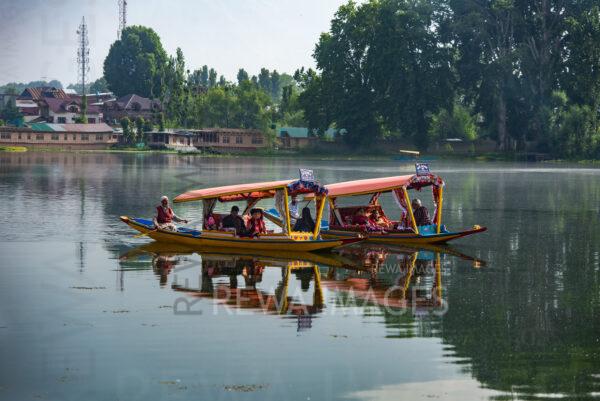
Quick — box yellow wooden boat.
[305,171,487,244]
[121,178,363,252]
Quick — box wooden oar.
[133,228,157,238]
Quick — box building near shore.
[278,126,338,149]
[103,94,161,124]
[0,123,118,150]
[147,128,267,152]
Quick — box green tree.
[103,26,168,97]
[0,98,23,125]
[270,70,281,100]
[300,0,453,148]
[429,103,479,142]
[258,68,271,93]
[237,68,249,85]
[135,117,145,143]
[234,80,272,130]
[120,117,134,144]
[208,68,217,88]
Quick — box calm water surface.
[0,152,599,401]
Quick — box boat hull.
[320,226,487,244]
[121,216,361,252]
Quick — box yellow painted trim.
[283,187,292,234]
[436,186,444,234]
[313,195,326,238]
[403,187,419,235]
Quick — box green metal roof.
[29,123,56,132]
[279,126,338,140]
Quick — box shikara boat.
[120,178,362,252]
[306,173,486,244]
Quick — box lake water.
[1,152,599,401]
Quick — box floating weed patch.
[223,384,270,392]
[70,286,106,290]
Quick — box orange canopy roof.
[174,179,295,203]
[317,174,442,198]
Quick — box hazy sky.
[0,0,346,86]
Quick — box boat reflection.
[118,243,486,324]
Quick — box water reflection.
[117,243,485,329]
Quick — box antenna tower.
[118,0,127,39]
[77,17,90,96]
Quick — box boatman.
[411,198,432,226]
[154,195,188,231]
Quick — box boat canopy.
[308,174,444,199]
[174,179,328,203]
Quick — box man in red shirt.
[153,196,188,231]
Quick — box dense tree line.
[103,26,304,138]
[296,0,600,157]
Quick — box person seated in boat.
[204,212,217,230]
[352,208,370,225]
[369,209,390,229]
[289,195,300,224]
[154,195,188,231]
[293,207,316,232]
[246,208,267,237]
[221,205,246,235]
[412,198,432,226]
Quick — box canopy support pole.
[283,187,292,235]
[313,195,326,239]
[436,186,444,234]
[403,187,419,235]
[435,186,444,234]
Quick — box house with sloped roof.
[102,94,161,124]
[278,126,339,149]
[38,97,103,124]
[18,87,69,101]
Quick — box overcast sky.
[0,0,346,86]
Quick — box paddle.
[133,229,157,238]
[133,218,203,238]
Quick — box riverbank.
[2,144,599,164]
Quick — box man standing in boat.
[154,196,188,231]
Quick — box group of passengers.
[350,198,432,231]
[217,206,267,237]
[154,194,431,235]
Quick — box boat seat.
[203,213,225,229]
[331,205,396,227]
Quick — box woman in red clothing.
[153,196,188,231]
[246,208,267,237]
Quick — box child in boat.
[352,208,370,225]
[293,207,316,232]
[246,208,267,237]
[369,209,390,229]
[154,195,188,231]
[204,212,217,230]
[352,208,382,232]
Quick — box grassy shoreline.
[2,145,599,164]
